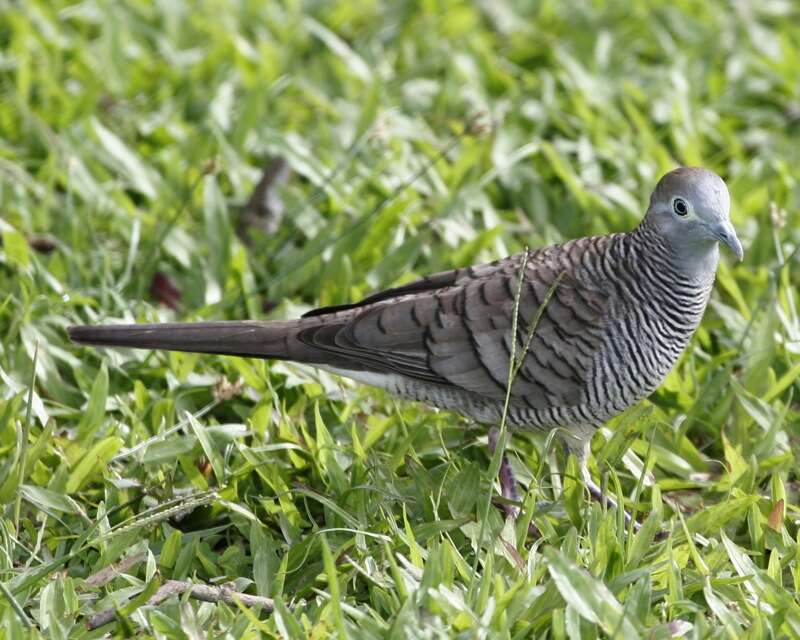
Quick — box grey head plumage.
[642,167,743,274]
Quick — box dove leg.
[487,430,543,537]
[488,428,521,520]
[486,429,653,536]
[570,438,642,531]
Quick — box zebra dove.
[69,167,743,526]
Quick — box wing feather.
[297,242,611,411]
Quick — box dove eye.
[672,197,689,216]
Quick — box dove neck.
[633,219,719,283]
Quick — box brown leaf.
[261,297,279,314]
[500,537,526,572]
[238,157,290,239]
[196,456,212,477]
[767,498,784,531]
[149,272,181,311]
[28,235,58,253]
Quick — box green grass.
[1,0,800,636]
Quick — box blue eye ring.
[672,197,689,216]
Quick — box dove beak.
[711,220,744,261]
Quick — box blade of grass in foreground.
[13,341,38,534]
[545,547,641,639]
[469,251,565,603]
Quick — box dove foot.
[487,430,667,540]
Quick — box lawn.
[1,0,800,637]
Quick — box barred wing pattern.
[297,238,613,418]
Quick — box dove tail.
[68,321,314,361]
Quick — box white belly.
[316,365,504,424]
[317,366,404,392]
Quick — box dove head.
[643,167,743,272]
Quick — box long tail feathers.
[68,321,301,360]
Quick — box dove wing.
[298,241,611,410]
